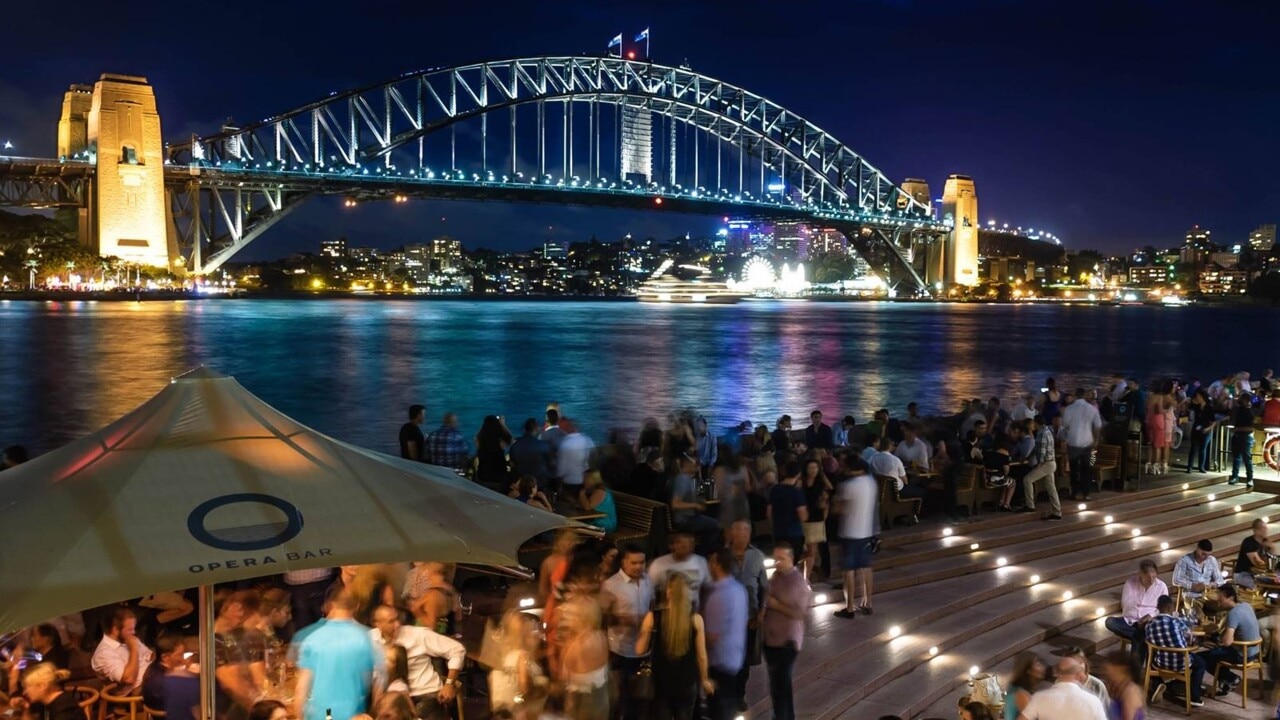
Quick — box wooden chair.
[98,685,144,720]
[67,686,100,720]
[924,463,974,518]
[874,474,920,527]
[1143,640,1196,715]
[1095,444,1122,491]
[1210,637,1265,709]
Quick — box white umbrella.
[0,368,577,716]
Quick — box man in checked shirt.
[1144,595,1206,707]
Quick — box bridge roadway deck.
[744,473,1280,720]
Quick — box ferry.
[637,261,746,304]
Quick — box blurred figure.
[559,600,610,720]
[635,575,714,720]
[292,590,380,720]
[489,611,546,718]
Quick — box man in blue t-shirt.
[293,590,379,720]
[1198,583,1261,698]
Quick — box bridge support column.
[80,74,176,268]
[941,174,979,288]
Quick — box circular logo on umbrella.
[187,493,304,551]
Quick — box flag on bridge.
[608,33,622,49]
[635,28,649,41]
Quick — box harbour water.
[1,298,1272,454]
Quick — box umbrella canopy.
[0,367,574,636]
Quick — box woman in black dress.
[474,415,514,492]
[634,574,713,720]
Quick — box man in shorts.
[834,453,878,619]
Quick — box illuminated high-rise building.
[1249,224,1276,252]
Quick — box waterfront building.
[1198,266,1251,295]
[1128,266,1169,287]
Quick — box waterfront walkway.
[746,472,1279,719]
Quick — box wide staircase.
[743,475,1279,719]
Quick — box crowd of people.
[7,368,1280,720]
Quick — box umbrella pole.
[198,584,215,720]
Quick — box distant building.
[543,241,567,260]
[982,256,1035,284]
[320,237,347,258]
[1199,266,1251,295]
[1250,224,1276,252]
[1128,266,1169,286]
[773,221,808,261]
[1208,251,1240,269]
[429,237,463,271]
[1184,225,1213,251]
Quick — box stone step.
[913,620,1120,719]
[880,474,1226,550]
[842,522,1262,719]
[868,491,1276,593]
[877,480,1251,570]
[784,506,1267,695]
[760,493,1278,720]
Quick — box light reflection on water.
[0,298,1270,455]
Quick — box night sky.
[2,0,1276,259]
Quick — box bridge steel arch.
[167,56,946,287]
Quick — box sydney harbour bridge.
[0,54,992,295]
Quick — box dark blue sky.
[2,0,1276,258]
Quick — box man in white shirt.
[834,454,879,620]
[893,423,931,473]
[648,532,711,603]
[1011,395,1037,422]
[369,605,465,719]
[556,419,595,508]
[91,607,154,693]
[1018,657,1107,720]
[1104,559,1167,668]
[601,545,654,719]
[1060,389,1102,501]
[868,438,908,489]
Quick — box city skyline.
[1,0,1276,259]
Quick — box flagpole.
[646,30,650,59]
